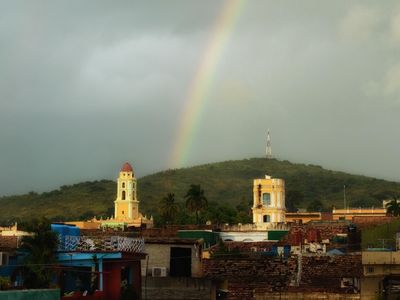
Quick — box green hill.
[0,158,399,224]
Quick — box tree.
[386,198,400,216]
[158,193,179,225]
[286,190,304,212]
[307,199,324,212]
[185,184,208,225]
[20,218,59,288]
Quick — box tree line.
[156,184,252,226]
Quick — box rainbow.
[169,0,245,168]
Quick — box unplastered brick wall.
[142,225,213,238]
[203,254,362,299]
[203,256,297,281]
[255,292,361,300]
[352,216,398,229]
[282,223,350,245]
[0,236,18,250]
[203,257,297,300]
[299,254,362,292]
[221,241,276,253]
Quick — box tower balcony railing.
[59,235,145,253]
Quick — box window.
[122,182,125,188]
[367,266,374,274]
[263,215,270,223]
[262,193,271,206]
[122,191,126,200]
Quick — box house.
[361,250,400,299]
[203,242,362,300]
[53,224,145,300]
[141,237,211,300]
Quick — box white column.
[277,192,281,208]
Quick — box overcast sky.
[1,0,400,196]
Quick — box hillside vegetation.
[0,158,399,224]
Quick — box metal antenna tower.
[266,130,272,159]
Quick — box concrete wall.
[362,251,400,276]
[142,243,202,277]
[360,277,381,300]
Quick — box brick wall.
[203,256,297,282]
[255,292,360,299]
[299,254,362,292]
[281,222,350,245]
[142,277,211,300]
[219,241,276,252]
[352,216,398,228]
[203,254,362,299]
[141,225,213,238]
[0,236,18,250]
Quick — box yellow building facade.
[112,162,153,227]
[252,175,286,228]
[285,212,322,224]
[114,162,139,220]
[66,162,153,229]
[332,207,386,221]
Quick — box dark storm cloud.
[1,0,400,195]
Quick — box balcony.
[58,235,145,253]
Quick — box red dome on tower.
[120,162,133,172]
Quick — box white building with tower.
[252,175,286,230]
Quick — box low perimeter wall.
[255,292,360,300]
[0,289,60,300]
[142,277,211,300]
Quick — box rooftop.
[59,235,144,254]
[120,162,133,172]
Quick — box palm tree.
[20,218,59,288]
[185,184,208,225]
[158,193,179,225]
[386,198,400,216]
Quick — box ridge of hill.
[0,158,399,224]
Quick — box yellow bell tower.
[114,162,139,221]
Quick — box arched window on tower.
[262,193,271,206]
[122,182,125,188]
[122,191,126,200]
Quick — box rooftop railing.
[59,235,145,253]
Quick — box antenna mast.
[266,130,272,159]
